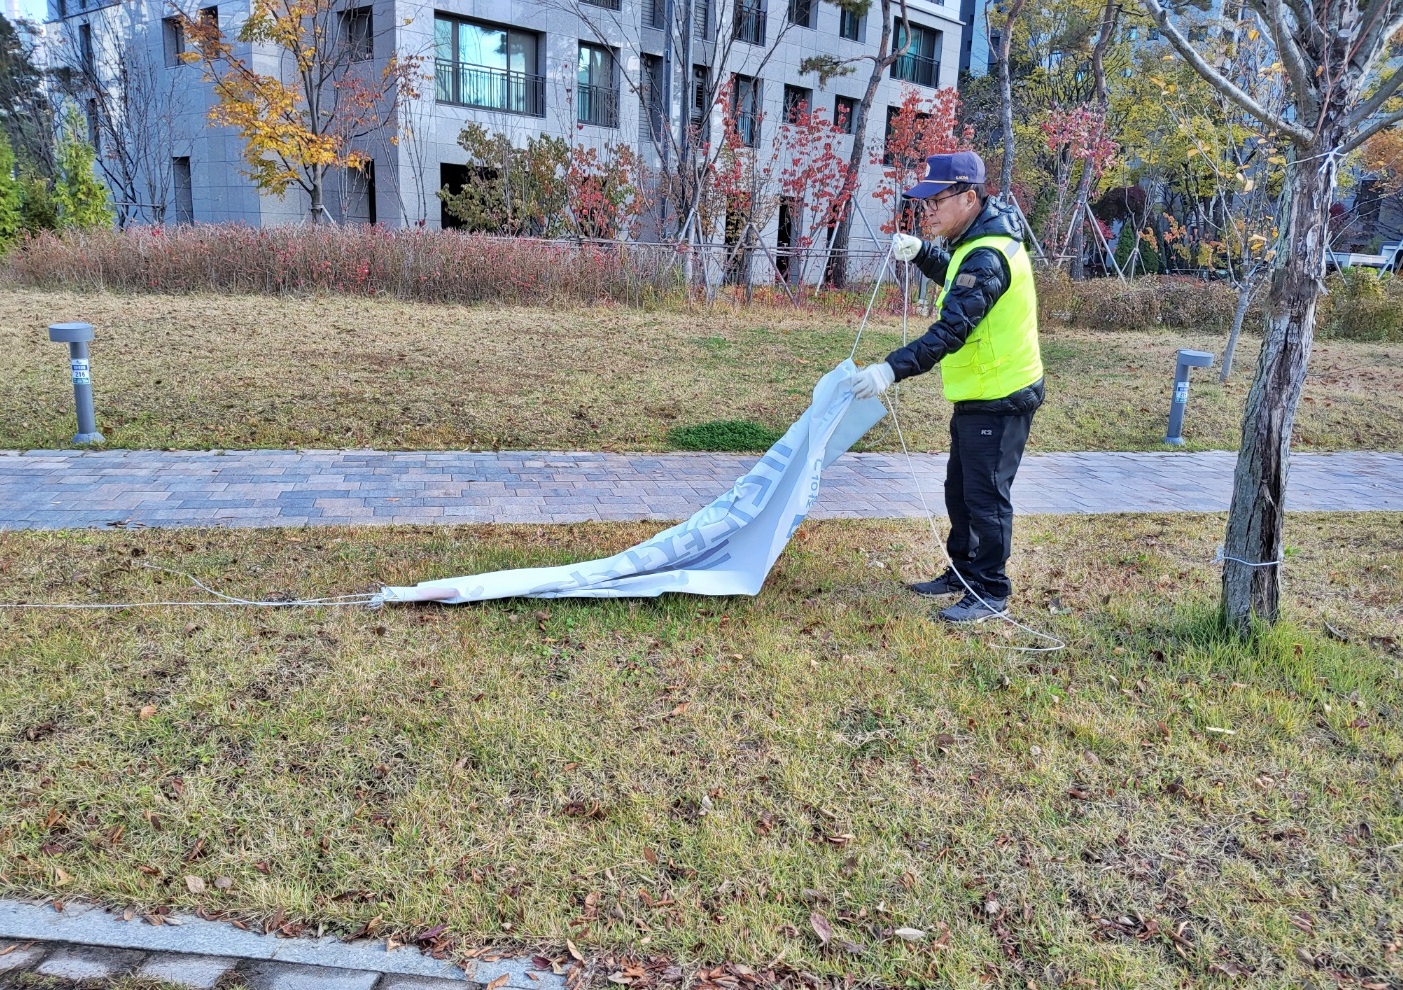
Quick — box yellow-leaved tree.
[184,0,421,221]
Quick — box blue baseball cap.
[904,151,987,199]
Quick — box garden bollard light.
[1163,348,1215,446]
[48,322,105,445]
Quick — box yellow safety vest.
[935,234,1042,402]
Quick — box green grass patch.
[1,514,1400,987]
[2,290,1401,454]
[667,419,785,452]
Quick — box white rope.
[0,564,383,611]
[1213,547,1283,568]
[848,251,892,362]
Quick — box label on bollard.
[1174,381,1189,403]
[70,358,91,384]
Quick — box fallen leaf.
[185,875,206,894]
[138,705,158,719]
[54,867,73,885]
[810,911,832,946]
[214,877,233,891]
[894,927,925,941]
[566,938,584,962]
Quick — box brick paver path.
[1,449,1400,531]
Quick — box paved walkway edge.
[1,449,1401,531]
[0,899,561,988]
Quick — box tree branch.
[1346,65,1403,131]
[1140,0,1313,144]
[1251,0,1318,121]
[1341,105,1403,153]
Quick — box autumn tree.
[873,84,969,235]
[775,99,853,286]
[58,6,186,226]
[800,0,911,285]
[1142,0,1403,631]
[565,141,653,240]
[184,0,420,222]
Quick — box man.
[848,151,1043,624]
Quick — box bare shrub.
[3,226,687,307]
[1155,277,1239,333]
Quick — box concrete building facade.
[46,0,965,257]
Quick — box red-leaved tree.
[873,85,972,236]
[566,142,654,240]
[1039,105,1118,263]
[775,100,853,286]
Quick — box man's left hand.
[849,362,895,399]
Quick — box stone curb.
[0,901,565,990]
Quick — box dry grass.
[2,290,1401,454]
[2,514,1400,988]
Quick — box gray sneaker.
[907,569,967,597]
[938,592,1008,623]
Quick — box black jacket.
[884,199,1027,385]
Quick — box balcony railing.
[734,1,765,43]
[436,59,546,116]
[577,83,620,127]
[891,52,938,87]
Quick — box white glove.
[849,362,896,399]
[892,233,922,262]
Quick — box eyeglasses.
[927,191,964,209]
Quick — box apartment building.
[46,0,964,250]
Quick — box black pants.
[944,381,1042,600]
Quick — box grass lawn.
[2,290,1401,454]
[1,514,1400,988]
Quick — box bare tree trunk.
[997,0,1026,199]
[1067,0,1117,280]
[1219,276,1255,381]
[825,0,907,287]
[1221,150,1335,632]
[310,165,326,222]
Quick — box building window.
[834,94,856,133]
[642,0,665,29]
[691,64,710,124]
[346,160,376,224]
[78,22,93,71]
[838,7,863,41]
[433,15,544,117]
[695,0,711,37]
[340,7,372,61]
[173,157,193,223]
[783,84,811,123]
[199,6,217,28]
[583,0,622,11]
[734,0,765,44]
[732,73,760,147]
[162,16,184,66]
[787,0,812,27]
[640,54,664,144]
[86,98,99,152]
[891,21,939,87]
[577,42,619,128]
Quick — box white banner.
[379,360,886,604]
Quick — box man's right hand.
[892,233,922,262]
